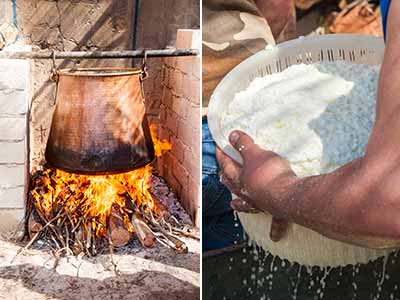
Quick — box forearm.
[273,1,400,239]
[261,158,365,233]
[376,0,400,120]
[260,154,400,247]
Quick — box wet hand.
[217,130,295,241]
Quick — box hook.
[50,50,59,105]
[50,50,59,83]
[140,49,149,81]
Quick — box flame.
[150,124,172,156]
[30,125,171,237]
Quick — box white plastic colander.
[207,34,394,267]
[208,34,385,163]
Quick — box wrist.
[282,158,365,229]
[258,172,301,219]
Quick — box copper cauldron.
[45,68,155,175]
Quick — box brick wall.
[157,30,200,226]
[0,54,30,231]
[134,0,200,126]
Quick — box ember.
[21,125,197,258]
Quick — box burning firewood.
[23,166,191,257]
[28,211,43,240]
[16,124,198,261]
[171,226,200,241]
[131,212,156,248]
[109,205,132,247]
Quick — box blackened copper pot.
[45,68,155,175]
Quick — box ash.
[150,175,193,226]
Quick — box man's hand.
[217,130,293,242]
[217,130,400,248]
[216,130,297,216]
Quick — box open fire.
[22,125,196,257]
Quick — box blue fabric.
[202,118,244,251]
[202,119,220,176]
[381,0,391,39]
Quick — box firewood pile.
[19,167,199,260]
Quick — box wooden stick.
[107,226,120,275]
[131,213,156,248]
[172,226,200,240]
[155,227,188,253]
[28,211,43,240]
[109,206,132,247]
[35,207,67,249]
[85,223,92,257]
[91,224,97,256]
[146,217,188,253]
[153,232,188,253]
[73,227,84,255]
[11,209,67,263]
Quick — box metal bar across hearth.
[0,48,199,59]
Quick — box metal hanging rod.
[0,48,199,59]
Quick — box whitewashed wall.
[0,56,29,232]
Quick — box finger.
[229,130,264,163]
[231,198,260,213]
[219,171,241,195]
[269,217,289,242]
[220,170,253,203]
[216,146,241,185]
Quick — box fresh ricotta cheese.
[221,61,379,177]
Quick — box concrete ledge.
[0,208,24,233]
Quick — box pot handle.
[50,50,59,105]
[139,50,149,101]
[140,50,149,81]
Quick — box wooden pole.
[0,48,199,59]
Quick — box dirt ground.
[0,231,200,300]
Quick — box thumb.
[229,130,263,163]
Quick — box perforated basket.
[208,34,385,163]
